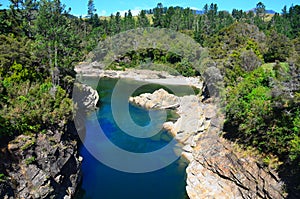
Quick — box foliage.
[25,156,36,165]
[106,48,196,76]
[0,34,41,79]
[0,80,73,138]
[264,30,293,62]
[225,65,300,163]
[0,173,6,182]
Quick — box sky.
[1,0,300,16]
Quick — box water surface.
[76,78,190,199]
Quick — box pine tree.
[34,0,80,86]
[153,3,164,27]
[137,10,150,28]
[126,10,135,30]
[255,2,266,20]
[87,0,96,18]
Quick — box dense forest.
[0,0,299,196]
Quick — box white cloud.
[190,7,201,11]
[99,10,107,16]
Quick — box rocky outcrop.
[73,83,99,111]
[0,124,82,199]
[130,89,285,199]
[186,128,285,199]
[129,89,180,110]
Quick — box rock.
[186,128,285,199]
[182,152,194,162]
[0,181,14,199]
[129,89,180,110]
[124,84,285,199]
[1,122,82,199]
[183,145,193,153]
[203,104,217,119]
[73,83,99,112]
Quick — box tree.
[289,5,300,38]
[153,3,164,27]
[0,34,39,79]
[6,0,38,37]
[87,0,96,18]
[125,10,135,30]
[115,12,121,33]
[137,10,150,28]
[34,0,81,87]
[269,13,292,37]
[255,2,266,20]
[264,30,292,62]
[232,9,243,21]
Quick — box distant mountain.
[266,10,277,14]
[248,8,277,14]
[194,10,205,15]
[191,8,277,15]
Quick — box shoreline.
[75,65,204,90]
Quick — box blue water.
[76,78,189,199]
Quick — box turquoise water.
[76,78,190,199]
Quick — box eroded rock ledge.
[129,89,285,199]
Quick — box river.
[75,77,190,199]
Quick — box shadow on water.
[75,78,191,199]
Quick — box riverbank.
[75,62,203,90]
[129,88,285,199]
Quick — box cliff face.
[0,83,99,199]
[186,128,285,199]
[130,88,285,199]
[0,123,82,199]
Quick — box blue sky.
[1,0,299,16]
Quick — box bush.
[225,65,299,162]
[0,79,73,138]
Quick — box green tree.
[264,30,292,62]
[289,5,300,38]
[87,0,96,18]
[255,2,266,20]
[153,3,164,27]
[7,0,38,37]
[137,10,150,27]
[34,0,81,87]
[125,10,135,30]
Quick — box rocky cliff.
[0,83,99,199]
[0,123,82,199]
[129,88,285,199]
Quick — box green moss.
[0,173,6,182]
[25,156,36,165]
[20,137,36,151]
